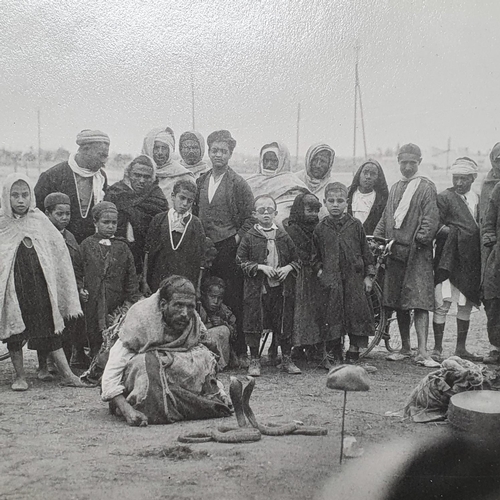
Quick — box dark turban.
[398,143,421,161]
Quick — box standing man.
[432,158,482,361]
[35,129,109,244]
[179,131,210,179]
[193,130,254,367]
[374,143,440,367]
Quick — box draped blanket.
[115,292,231,424]
[0,174,82,340]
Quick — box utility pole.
[352,44,368,171]
[190,64,196,130]
[37,108,42,174]
[295,102,301,167]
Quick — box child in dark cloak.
[75,201,141,357]
[0,174,87,390]
[285,193,324,362]
[312,182,375,366]
[142,180,206,294]
[39,193,79,375]
[237,194,301,376]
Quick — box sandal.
[414,356,441,368]
[386,352,411,361]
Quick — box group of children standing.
[1,170,376,390]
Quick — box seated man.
[101,275,232,426]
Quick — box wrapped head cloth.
[76,129,110,146]
[450,157,478,178]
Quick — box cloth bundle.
[403,356,499,422]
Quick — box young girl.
[0,174,86,390]
[285,193,324,362]
[76,201,141,357]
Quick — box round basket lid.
[448,391,500,434]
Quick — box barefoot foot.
[37,369,55,382]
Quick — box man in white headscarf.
[179,131,209,179]
[296,143,336,219]
[246,141,309,229]
[142,127,195,198]
[35,129,109,243]
[432,157,482,362]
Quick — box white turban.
[450,157,478,177]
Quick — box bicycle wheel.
[383,310,412,353]
[359,281,387,359]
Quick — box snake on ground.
[178,376,327,444]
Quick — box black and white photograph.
[1,1,500,498]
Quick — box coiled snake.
[178,376,327,444]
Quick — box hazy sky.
[1,0,500,158]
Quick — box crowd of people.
[1,125,500,427]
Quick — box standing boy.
[44,192,88,369]
[236,194,301,376]
[143,180,206,294]
[312,182,375,366]
[75,201,141,357]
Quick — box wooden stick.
[340,390,347,464]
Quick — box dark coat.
[347,159,389,236]
[34,161,108,243]
[75,235,140,334]
[145,212,206,292]
[104,180,168,273]
[482,183,500,300]
[434,188,481,306]
[374,177,439,311]
[236,226,300,335]
[193,167,254,238]
[311,214,374,339]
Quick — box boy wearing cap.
[312,182,375,367]
[432,158,482,362]
[75,201,141,356]
[35,129,109,244]
[374,143,439,367]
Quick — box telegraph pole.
[37,108,42,174]
[295,102,301,167]
[352,44,368,171]
[190,64,196,130]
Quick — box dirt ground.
[0,307,493,500]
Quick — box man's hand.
[79,288,89,303]
[364,276,373,293]
[123,407,148,427]
[317,268,323,278]
[210,317,224,327]
[258,265,277,278]
[235,234,241,245]
[114,395,148,427]
[276,265,293,282]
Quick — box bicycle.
[359,236,402,359]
